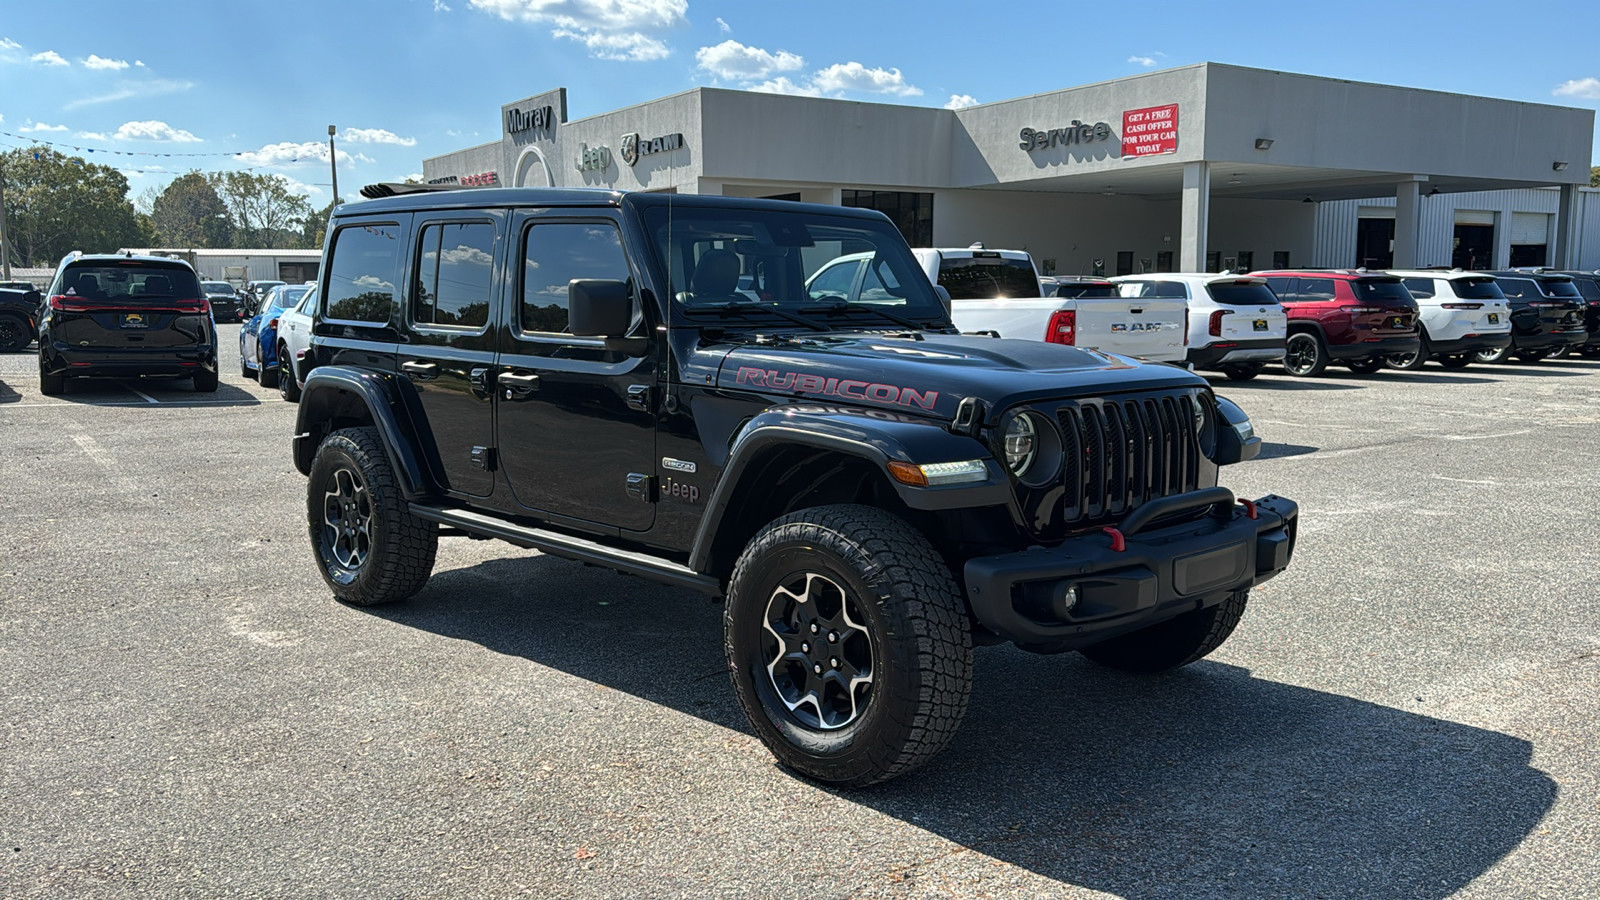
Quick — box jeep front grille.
[1055,393,1201,522]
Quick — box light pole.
[327,125,339,206]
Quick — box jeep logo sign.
[575,143,611,172]
[620,132,685,167]
[506,105,555,135]
[1020,121,1113,151]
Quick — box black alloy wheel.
[1385,333,1429,371]
[0,315,30,353]
[1474,344,1514,364]
[1283,332,1327,377]
[1345,358,1384,375]
[307,427,437,606]
[725,504,972,787]
[278,345,301,402]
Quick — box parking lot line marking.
[70,433,118,470]
[1,399,276,409]
[1441,430,1532,441]
[128,386,161,404]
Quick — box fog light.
[1051,584,1080,620]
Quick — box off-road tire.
[724,504,973,787]
[1283,332,1328,377]
[193,367,218,392]
[1345,357,1384,375]
[277,344,300,402]
[39,369,66,396]
[1221,364,1261,382]
[307,427,437,607]
[1475,344,1513,364]
[256,340,279,388]
[0,314,31,353]
[1079,589,1249,673]
[1438,354,1472,369]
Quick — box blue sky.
[1,0,1596,202]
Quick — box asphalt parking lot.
[2,326,1598,898]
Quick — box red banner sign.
[1122,104,1179,157]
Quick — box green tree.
[152,171,231,248]
[300,199,336,251]
[210,171,314,249]
[0,146,148,267]
[1591,165,1599,187]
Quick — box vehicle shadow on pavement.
[1204,376,1362,392]
[50,377,262,404]
[1255,441,1318,460]
[383,555,1556,900]
[1462,365,1597,378]
[0,377,19,403]
[1377,372,1499,385]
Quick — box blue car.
[239,283,310,388]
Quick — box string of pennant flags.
[0,129,329,163]
[0,134,301,177]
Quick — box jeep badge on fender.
[292,182,1299,788]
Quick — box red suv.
[1252,270,1421,376]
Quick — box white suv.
[1109,273,1287,381]
[1382,270,1513,369]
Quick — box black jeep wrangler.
[292,185,1299,786]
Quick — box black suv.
[1547,271,1600,358]
[292,185,1300,786]
[0,286,42,352]
[1473,271,1587,363]
[38,253,219,394]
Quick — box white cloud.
[811,62,921,97]
[434,0,452,9]
[84,54,130,70]
[113,120,202,142]
[944,94,979,110]
[1128,55,1158,67]
[403,172,424,182]
[65,78,193,110]
[470,0,686,60]
[134,60,145,67]
[748,77,822,98]
[19,121,69,132]
[0,37,21,51]
[237,141,359,167]
[695,40,802,80]
[1553,77,1600,100]
[276,175,323,197]
[342,127,417,146]
[77,131,107,140]
[31,50,68,66]
[716,17,730,33]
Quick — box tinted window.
[1569,277,1600,302]
[1539,279,1581,299]
[1296,278,1336,302]
[1353,279,1412,302]
[1496,278,1534,300]
[521,222,630,334]
[1206,282,1281,306]
[325,222,401,323]
[1402,278,1436,299]
[414,222,495,328]
[858,257,903,302]
[1116,280,1188,300]
[268,285,309,312]
[59,263,201,302]
[298,285,319,313]
[1264,277,1295,299]
[1453,278,1505,301]
[202,282,237,295]
[807,260,859,300]
[1054,282,1117,299]
[937,257,1040,299]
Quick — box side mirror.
[933,284,952,312]
[568,279,633,338]
[1213,396,1262,466]
[25,290,41,307]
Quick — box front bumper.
[963,492,1297,647]
[1187,338,1285,369]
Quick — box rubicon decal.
[735,367,938,411]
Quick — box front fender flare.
[293,366,437,500]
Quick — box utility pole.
[0,156,11,281]
[327,125,339,207]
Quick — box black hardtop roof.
[335,186,895,224]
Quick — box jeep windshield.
[643,206,950,326]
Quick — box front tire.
[1080,590,1249,673]
[307,427,438,607]
[724,504,973,787]
[1221,363,1261,382]
[1283,332,1328,377]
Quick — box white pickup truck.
[909,246,1188,362]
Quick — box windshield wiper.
[798,301,939,331]
[681,301,831,332]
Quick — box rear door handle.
[499,371,540,399]
[401,361,440,380]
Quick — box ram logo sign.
[1110,322,1175,332]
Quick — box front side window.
[325,222,401,323]
[520,222,630,335]
[414,222,495,328]
[858,258,904,302]
[807,260,860,301]
[1296,278,1336,302]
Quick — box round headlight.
[1004,414,1038,476]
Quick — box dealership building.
[424,63,1599,275]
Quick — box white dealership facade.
[423,63,1599,274]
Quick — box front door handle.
[499,371,540,399]
[401,360,440,380]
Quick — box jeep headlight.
[1003,415,1037,476]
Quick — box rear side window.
[1353,279,1412,302]
[1539,279,1581,299]
[1452,278,1505,301]
[1496,278,1534,300]
[1570,277,1600,302]
[59,264,201,302]
[325,222,401,323]
[936,256,1040,299]
[1295,278,1336,302]
[1264,277,1295,299]
[414,222,495,328]
[1116,280,1188,300]
[1401,278,1436,299]
[270,286,309,312]
[520,222,630,335]
[1206,282,1280,306]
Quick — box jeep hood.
[711,332,1205,420]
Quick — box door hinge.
[471,446,498,472]
[626,384,652,412]
[625,472,655,502]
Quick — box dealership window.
[1272,251,1291,269]
[325,221,401,323]
[520,222,630,335]
[842,190,933,247]
[413,222,495,328]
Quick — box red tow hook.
[1239,498,1259,520]
[1101,526,1126,552]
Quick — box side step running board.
[408,504,721,597]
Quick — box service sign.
[1122,104,1179,157]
